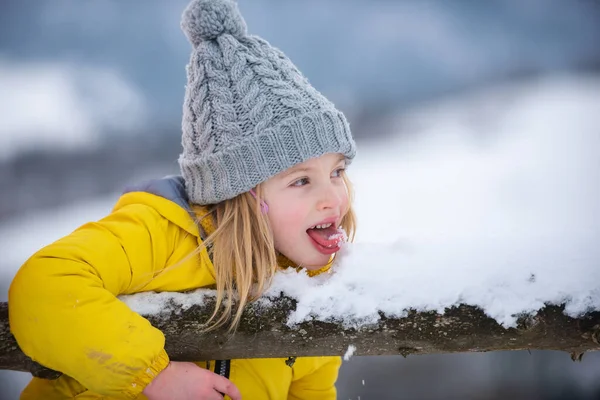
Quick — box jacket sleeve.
[8,203,186,399]
[287,356,342,400]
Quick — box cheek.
[269,203,309,244]
[272,208,306,232]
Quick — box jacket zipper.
[214,359,230,378]
[213,359,231,397]
[285,356,296,367]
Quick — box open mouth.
[306,223,346,254]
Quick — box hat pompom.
[181,0,247,46]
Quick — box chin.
[303,263,328,271]
[280,238,335,270]
[295,254,332,271]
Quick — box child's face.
[262,153,349,270]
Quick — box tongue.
[307,226,344,248]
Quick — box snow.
[122,290,217,318]
[344,345,357,361]
[2,75,600,331]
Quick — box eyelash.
[290,168,345,187]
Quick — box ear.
[249,189,269,214]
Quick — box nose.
[316,181,343,211]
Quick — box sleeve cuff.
[124,348,170,399]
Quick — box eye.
[291,177,309,187]
[332,167,345,178]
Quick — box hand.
[142,361,241,400]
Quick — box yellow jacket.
[9,177,341,399]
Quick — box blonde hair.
[192,174,356,333]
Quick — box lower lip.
[308,234,340,255]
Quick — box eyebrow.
[280,167,309,180]
[280,155,346,180]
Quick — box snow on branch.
[1,297,600,379]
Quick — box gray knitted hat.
[178,0,356,205]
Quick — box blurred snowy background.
[1,0,600,399]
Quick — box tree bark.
[2,296,599,380]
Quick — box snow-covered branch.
[2,297,600,379]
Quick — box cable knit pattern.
[179,0,356,204]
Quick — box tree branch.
[2,296,599,379]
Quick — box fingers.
[205,388,234,400]
[212,375,242,400]
[207,391,227,400]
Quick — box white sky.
[0,60,145,161]
[1,75,599,331]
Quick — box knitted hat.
[178,0,356,205]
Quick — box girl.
[8,0,357,399]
